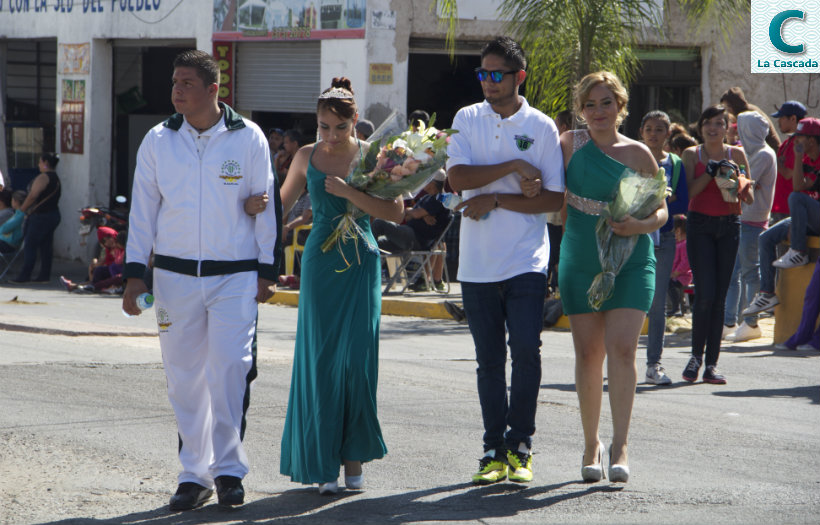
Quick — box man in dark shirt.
[372,171,452,289]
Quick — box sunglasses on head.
[474,68,519,83]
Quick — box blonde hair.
[573,71,629,126]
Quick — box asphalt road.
[0,286,818,524]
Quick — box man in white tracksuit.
[122,50,281,511]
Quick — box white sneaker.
[742,293,779,316]
[773,342,795,351]
[646,364,672,385]
[797,343,820,351]
[773,248,809,269]
[722,324,736,340]
[727,322,762,342]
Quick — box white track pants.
[153,268,258,488]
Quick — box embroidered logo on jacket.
[514,134,535,151]
[219,160,243,185]
[157,307,173,332]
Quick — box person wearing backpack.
[640,111,689,385]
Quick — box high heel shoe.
[345,473,363,490]
[608,445,629,483]
[318,480,339,495]
[581,442,606,482]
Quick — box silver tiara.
[318,87,354,100]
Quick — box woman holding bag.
[680,105,753,384]
[12,153,62,284]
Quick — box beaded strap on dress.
[567,129,607,215]
[572,129,591,153]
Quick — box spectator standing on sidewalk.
[12,153,62,284]
[722,111,776,342]
[447,36,564,486]
[122,50,280,511]
[681,105,753,384]
[640,110,689,385]
[744,117,820,316]
[770,101,807,223]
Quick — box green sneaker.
[471,452,508,485]
[507,449,533,483]
[433,280,446,292]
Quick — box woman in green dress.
[557,72,668,483]
[253,78,403,494]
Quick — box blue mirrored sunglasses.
[475,68,519,83]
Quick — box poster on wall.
[60,80,85,155]
[213,0,366,41]
[59,43,90,75]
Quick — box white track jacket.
[124,104,280,281]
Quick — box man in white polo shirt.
[447,36,565,485]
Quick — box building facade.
[0,0,812,261]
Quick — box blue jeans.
[17,210,61,282]
[759,218,791,293]
[461,272,546,452]
[646,231,676,366]
[687,212,739,367]
[724,223,764,326]
[788,192,820,251]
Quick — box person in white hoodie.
[122,50,281,512]
[723,111,776,342]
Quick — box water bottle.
[437,192,489,219]
[437,192,462,210]
[123,292,154,318]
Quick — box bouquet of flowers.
[587,168,669,311]
[320,114,457,266]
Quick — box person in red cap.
[745,116,820,316]
[771,100,808,222]
[60,226,124,292]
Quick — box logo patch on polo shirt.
[219,159,243,185]
[514,134,535,151]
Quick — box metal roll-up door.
[236,41,321,112]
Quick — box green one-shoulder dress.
[280,148,387,485]
[558,136,655,315]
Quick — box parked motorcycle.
[78,195,128,247]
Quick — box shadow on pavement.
[711,385,820,404]
[35,480,622,524]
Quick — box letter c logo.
[769,10,805,54]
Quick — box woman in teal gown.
[557,72,667,484]
[253,78,403,494]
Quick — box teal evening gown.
[280,147,387,484]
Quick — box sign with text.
[369,63,393,85]
[213,41,235,107]
[213,0,365,41]
[751,0,820,73]
[60,79,85,154]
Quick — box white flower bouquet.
[587,168,669,311]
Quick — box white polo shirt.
[446,97,564,283]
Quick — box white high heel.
[318,480,339,495]
[581,442,606,482]
[345,473,363,490]
[608,446,630,483]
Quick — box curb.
[267,289,454,319]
